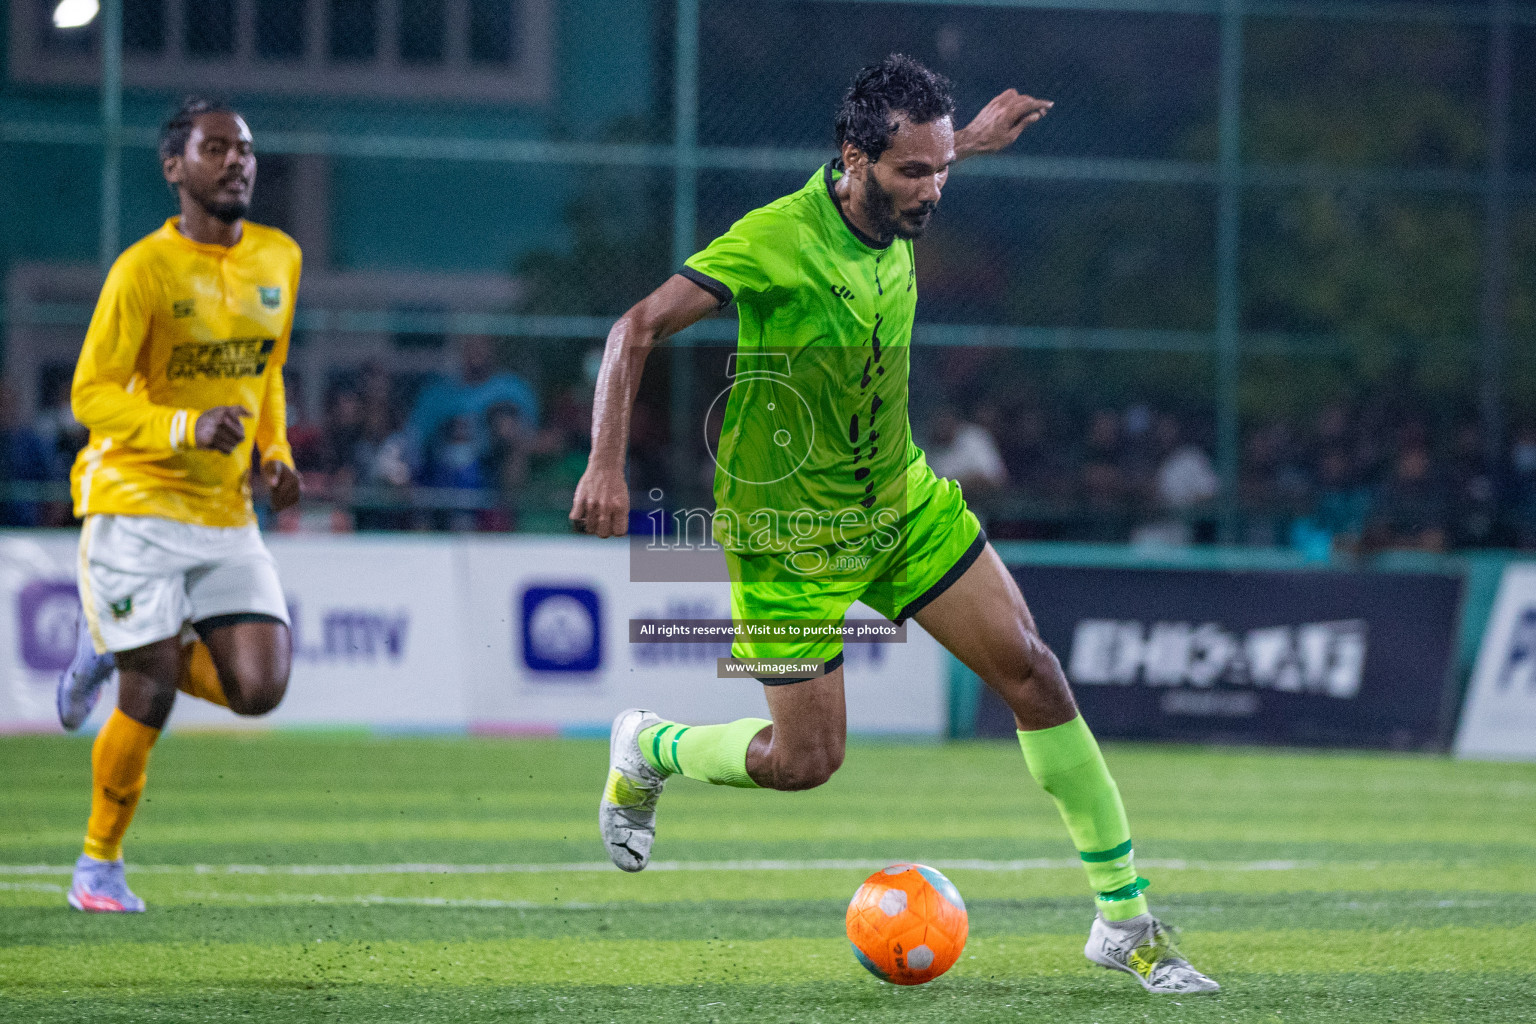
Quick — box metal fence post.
[1215,0,1245,543]
[670,0,702,502]
[100,0,123,272]
[1479,0,1512,479]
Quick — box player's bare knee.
[986,631,1063,695]
[227,690,282,717]
[1020,632,1069,691]
[772,742,843,791]
[983,664,1035,707]
[140,682,179,724]
[983,632,1073,717]
[773,762,834,791]
[225,673,288,716]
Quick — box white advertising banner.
[174,537,471,729]
[460,537,945,735]
[0,532,945,736]
[0,533,83,731]
[1455,562,1536,761]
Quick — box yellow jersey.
[70,217,301,527]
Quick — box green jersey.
[684,164,925,562]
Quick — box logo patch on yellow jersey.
[172,299,194,318]
[167,338,277,380]
[258,286,282,309]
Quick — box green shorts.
[723,464,984,681]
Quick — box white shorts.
[78,514,290,655]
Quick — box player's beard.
[200,195,250,224]
[189,179,250,224]
[862,172,937,242]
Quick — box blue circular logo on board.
[521,586,602,673]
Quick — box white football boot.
[67,855,146,913]
[57,612,115,731]
[1085,912,1220,994]
[599,708,668,872]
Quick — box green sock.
[1018,715,1149,921]
[639,718,769,789]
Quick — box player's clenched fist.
[570,464,630,538]
[194,405,252,454]
[262,460,302,512]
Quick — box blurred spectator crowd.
[7,340,1536,556]
[278,337,598,534]
[0,336,598,535]
[919,398,1536,555]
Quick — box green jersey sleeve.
[681,206,800,310]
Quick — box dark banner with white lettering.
[975,566,1464,749]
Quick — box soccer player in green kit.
[573,55,1218,994]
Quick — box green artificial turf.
[2,733,1534,1022]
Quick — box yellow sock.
[83,709,161,862]
[176,641,228,707]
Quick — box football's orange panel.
[845,863,968,985]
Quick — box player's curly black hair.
[158,96,240,162]
[834,55,956,163]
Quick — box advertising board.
[460,536,945,734]
[0,533,945,735]
[1455,563,1536,760]
[975,565,1464,749]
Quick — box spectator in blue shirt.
[408,336,540,458]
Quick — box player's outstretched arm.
[571,275,722,538]
[953,89,1053,162]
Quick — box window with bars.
[328,0,378,61]
[14,0,548,101]
[185,0,236,56]
[398,0,446,65]
[127,0,167,53]
[255,0,306,59]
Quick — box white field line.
[178,890,606,910]
[0,857,1363,877]
[166,893,1514,912]
[13,884,1511,914]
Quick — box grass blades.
[3,734,1535,1022]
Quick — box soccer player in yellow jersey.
[55,98,303,912]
